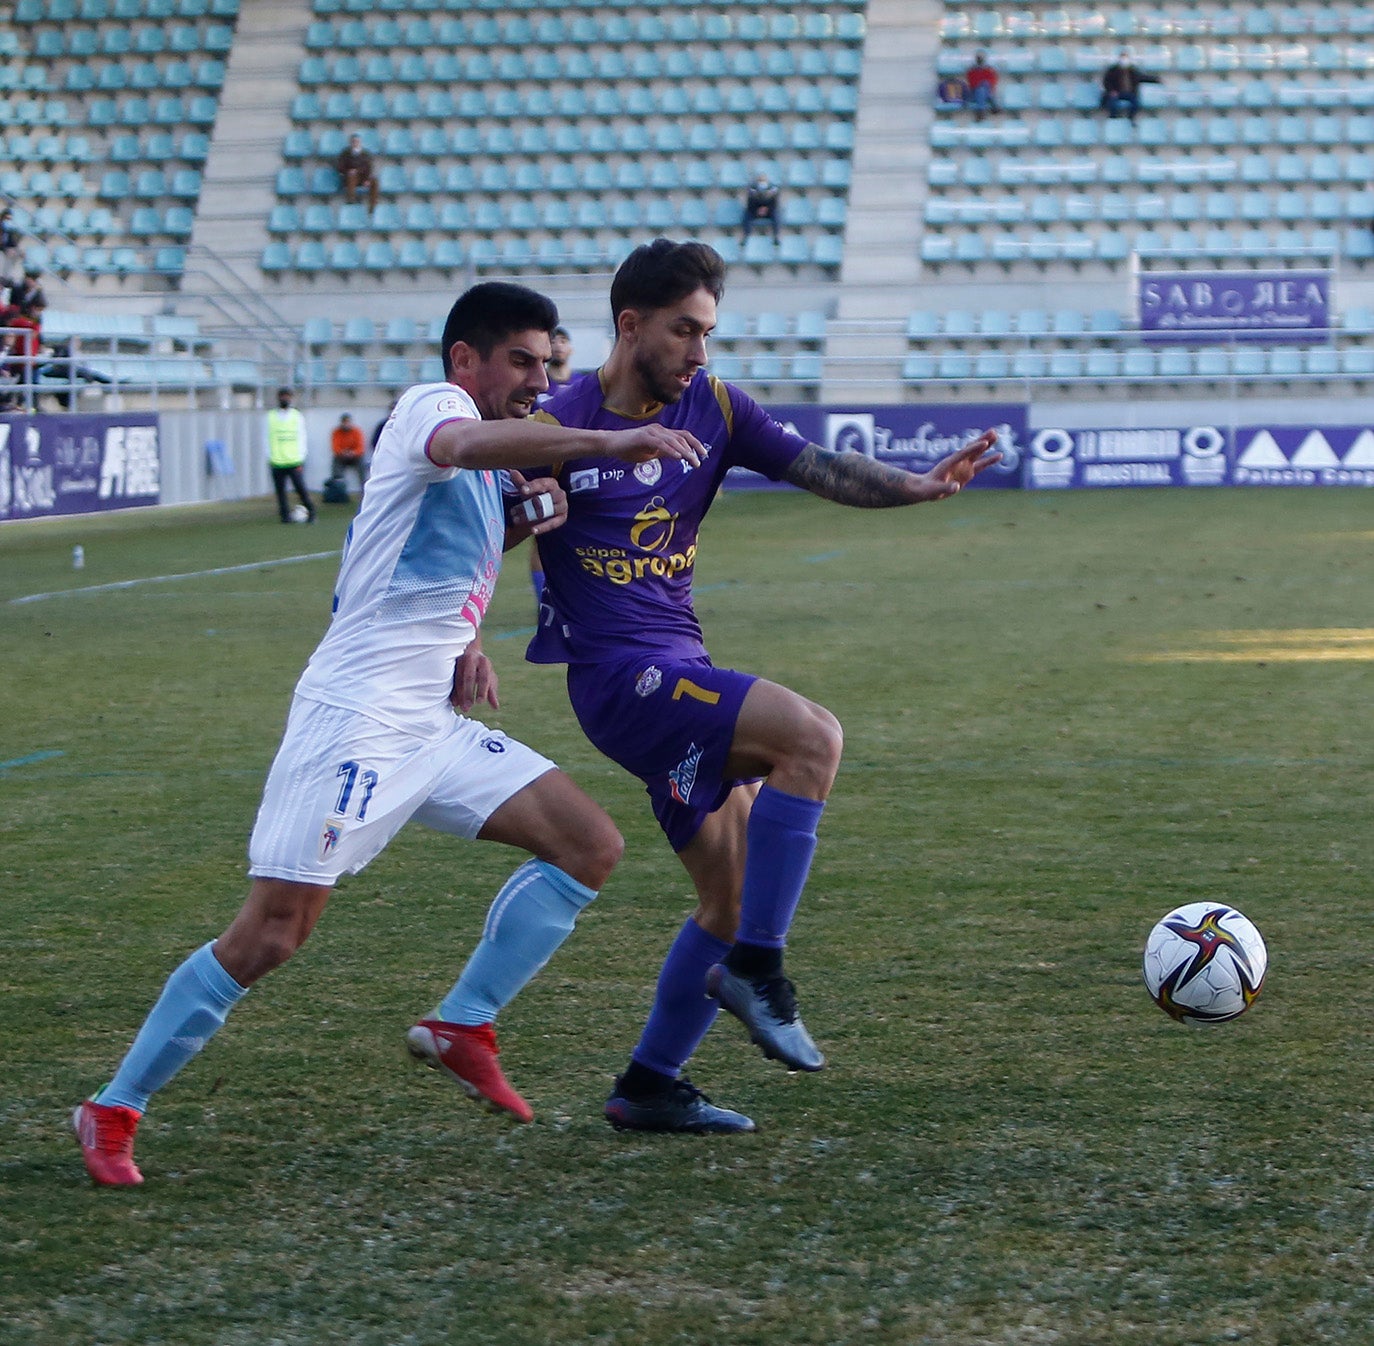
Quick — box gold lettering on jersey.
[578,545,698,585]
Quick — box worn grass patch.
[4,486,1373,1345]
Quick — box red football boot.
[72,1099,144,1187]
[406,1020,534,1124]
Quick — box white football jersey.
[294,382,508,739]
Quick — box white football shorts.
[248,697,555,885]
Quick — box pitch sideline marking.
[9,551,339,606]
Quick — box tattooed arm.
[782,430,1001,508]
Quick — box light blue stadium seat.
[1121,348,1155,379]
[427,238,461,270]
[974,351,1010,380]
[163,205,192,235]
[260,240,290,272]
[937,352,974,380]
[386,239,422,271]
[1275,191,1307,221]
[361,241,393,272]
[1006,350,1045,380]
[1305,347,1339,377]
[329,241,362,271]
[129,205,161,236]
[920,236,954,265]
[900,351,935,383]
[941,309,976,338]
[1084,350,1121,380]
[1155,348,1192,378]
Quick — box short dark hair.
[609,239,726,327]
[439,281,559,377]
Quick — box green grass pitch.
[3,485,1373,1345]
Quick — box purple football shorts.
[566,655,758,852]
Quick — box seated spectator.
[0,296,44,409]
[0,208,22,287]
[330,411,368,493]
[11,265,46,315]
[336,133,379,211]
[741,170,781,247]
[1100,51,1161,122]
[964,52,1001,120]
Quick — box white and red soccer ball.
[1142,902,1267,1026]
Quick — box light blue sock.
[438,860,597,1026]
[100,942,248,1114]
[530,568,546,602]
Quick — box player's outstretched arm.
[782,430,1000,508]
[603,422,705,467]
[430,418,702,472]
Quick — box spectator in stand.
[1100,51,1160,122]
[0,208,22,285]
[330,411,368,494]
[0,294,44,410]
[741,170,782,247]
[336,133,379,212]
[11,265,46,315]
[964,52,1001,120]
[544,325,576,395]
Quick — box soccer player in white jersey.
[73,282,703,1186]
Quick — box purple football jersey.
[526,369,808,664]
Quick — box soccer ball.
[1142,902,1267,1026]
[289,504,310,523]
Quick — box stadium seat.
[329,241,362,271]
[1121,349,1156,379]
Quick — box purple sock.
[630,918,730,1079]
[736,785,826,948]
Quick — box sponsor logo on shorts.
[668,742,704,805]
[633,459,662,486]
[569,468,600,493]
[635,666,663,697]
[480,735,507,753]
[319,821,343,861]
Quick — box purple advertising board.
[730,402,1028,490]
[1024,422,1374,489]
[1137,270,1331,344]
[0,413,160,522]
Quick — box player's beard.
[633,347,693,405]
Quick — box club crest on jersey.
[633,459,662,486]
[569,468,600,493]
[635,666,663,697]
[668,742,704,804]
[480,735,507,753]
[319,820,344,861]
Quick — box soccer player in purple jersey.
[529,240,1001,1133]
